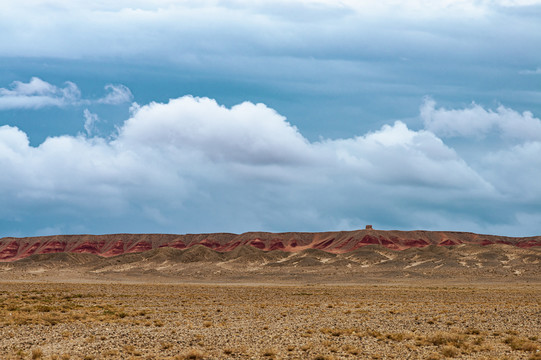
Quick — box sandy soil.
[0,281,540,360]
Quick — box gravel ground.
[0,282,540,359]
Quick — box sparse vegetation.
[261,347,276,357]
[503,336,541,352]
[441,345,459,357]
[0,282,539,359]
[179,349,206,360]
[31,348,43,359]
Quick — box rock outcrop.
[1,229,540,262]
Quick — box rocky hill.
[1,229,540,262]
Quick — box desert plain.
[0,230,540,359]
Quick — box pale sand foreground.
[0,282,540,359]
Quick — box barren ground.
[0,281,540,360]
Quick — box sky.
[1,0,541,237]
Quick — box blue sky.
[1,0,541,237]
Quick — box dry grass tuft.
[0,282,540,359]
[261,348,277,357]
[427,332,467,347]
[441,345,459,357]
[503,336,540,352]
[31,348,43,359]
[178,349,206,360]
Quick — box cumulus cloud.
[421,97,541,141]
[482,141,541,200]
[0,77,81,110]
[7,95,541,237]
[115,97,490,192]
[320,121,490,190]
[420,98,541,212]
[118,97,312,165]
[1,1,540,137]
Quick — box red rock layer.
[0,230,539,262]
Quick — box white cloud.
[421,97,541,141]
[0,0,538,62]
[98,84,133,105]
[83,109,100,136]
[420,98,541,208]
[0,77,56,96]
[498,0,541,5]
[6,95,532,236]
[519,67,541,75]
[481,141,541,201]
[318,121,489,190]
[115,96,489,191]
[118,96,312,165]
[0,77,81,110]
[0,78,133,110]
[0,125,30,163]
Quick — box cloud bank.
[422,98,541,141]
[1,95,540,236]
[2,0,540,65]
[2,0,540,146]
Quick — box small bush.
[180,349,206,360]
[441,346,459,357]
[262,348,276,357]
[428,332,466,348]
[31,348,43,359]
[465,328,480,335]
[504,336,540,352]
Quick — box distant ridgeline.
[0,229,540,262]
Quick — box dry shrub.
[31,348,43,359]
[464,328,481,335]
[122,345,142,356]
[161,342,174,350]
[365,328,384,340]
[441,345,459,357]
[503,336,540,352]
[386,332,413,342]
[179,349,206,360]
[428,332,467,348]
[261,348,276,357]
[34,305,52,312]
